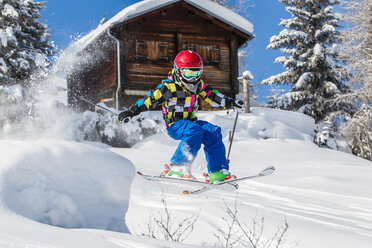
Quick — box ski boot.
[204,169,236,184]
[161,163,194,179]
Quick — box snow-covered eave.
[69,0,254,55]
[185,0,254,39]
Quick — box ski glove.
[118,110,134,123]
[118,103,142,123]
[225,98,244,109]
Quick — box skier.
[118,50,243,183]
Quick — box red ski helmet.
[174,50,203,69]
[174,50,203,85]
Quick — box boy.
[118,50,242,183]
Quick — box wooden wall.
[69,2,247,111]
[117,3,239,107]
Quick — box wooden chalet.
[67,0,254,111]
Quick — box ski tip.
[182,190,192,195]
[260,166,275,176]
[137,171,144,176]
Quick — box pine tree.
[339,0,372,160]
[0,0,54,85]
[262,0,351,124]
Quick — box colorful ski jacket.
[131,75,227,127]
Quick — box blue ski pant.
[166,119,229,173]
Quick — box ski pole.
[59,87,134,123]
[74,94,134,123]
[226,110,239,164]
[58,87,119,116]
[78,95,119,116]
[71,93,134,123]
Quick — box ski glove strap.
[118,105,140,123]
[118,110,133,123]
[225,98,244,109]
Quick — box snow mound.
[0,139,135,232]
[198,107,315,141]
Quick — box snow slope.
[115,108,372,247]
[0,108,371,247]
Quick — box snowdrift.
[0,139,135,232]
[199,107,315,141]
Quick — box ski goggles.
[179,67,203,79]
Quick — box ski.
[182,166,275,195]
[137,171,239,191]
[137,166,275,195]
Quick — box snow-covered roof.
[71,0,254,54]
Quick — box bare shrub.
[139,194,199,243]
[214,196,292,248]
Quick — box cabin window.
[135,40,170,62]
[184,44,220,66]
[135,41,148,61]
[158,43,169,62]
[208,46,220,64]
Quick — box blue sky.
[42,0,292,103]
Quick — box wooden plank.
[177,32,182,53]
[123,5,232,38]
[102,64,116,89]
[229,35,239,95]
[178,33,226,43]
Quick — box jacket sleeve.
[198,80,227,109]
[128,83,173,115]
